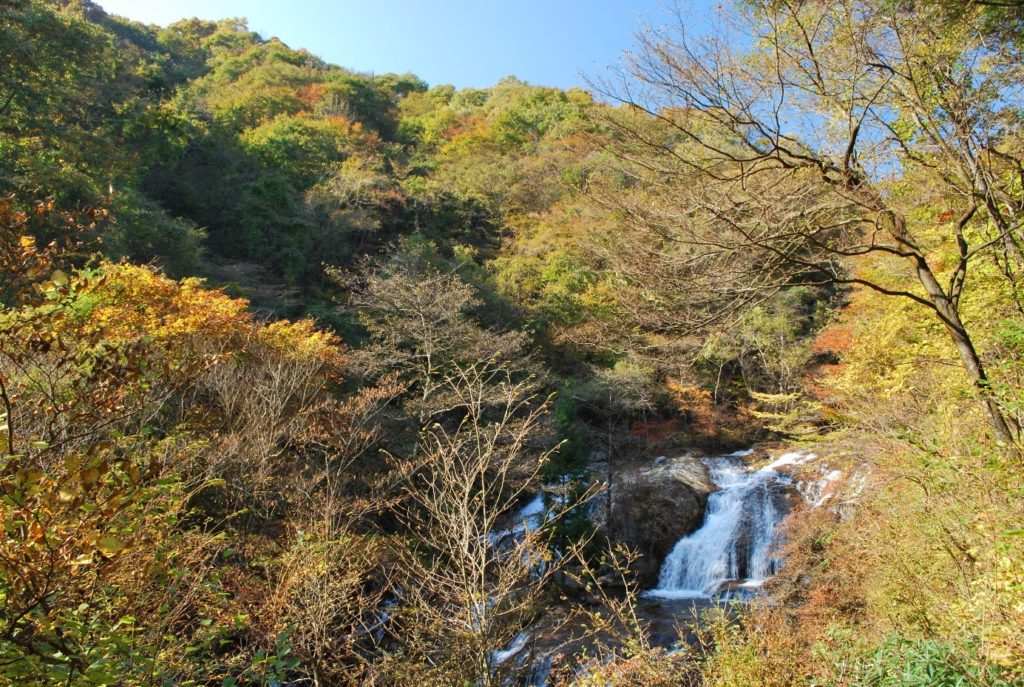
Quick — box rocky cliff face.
[603,454,716,587]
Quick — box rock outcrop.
[603,454,716,587]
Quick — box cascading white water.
[647,451,811,599]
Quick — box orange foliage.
[296,81,324,106]
[323,113,357,134]
[812,321,853,358]
[630,418,678,442]
[666,380,720,436]
[806,322,853,397]
[441,112,488,139]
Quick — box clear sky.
[95,0,707,90]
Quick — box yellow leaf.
[96,535,126,556]
[80,467,100,487]
[15,467,43,489]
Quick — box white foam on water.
[646,450,810,599]
[490,631,529,667]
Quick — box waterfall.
[647,451,811,599]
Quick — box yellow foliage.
[260,318,343,364]
[69,263,344,368]
[782,245,1024,680]
[77,263,251,345]
[824,292,952,401]
[564,646,693,687]
[1,257,354,682]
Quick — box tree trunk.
[915,260,1019,449]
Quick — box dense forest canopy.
[1,0,1022,685]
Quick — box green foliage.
[487,79,589,150]
[104,188,206,276]
[0,0,116,204]
[991,320,1024,433]
[543,384,588,478]
[0,601,153,686]
[224,629,301,687]
[0,0,114,142]
[114,100,206,171]
[240,114,350,185]
[187,39,310,131]
[697,287,827,399]
[0,0,614,315]
[849,636,1016,687]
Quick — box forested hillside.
[1,0,1022,685]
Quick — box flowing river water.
[645,449,813,599]
[491,448,839,684]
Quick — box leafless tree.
[335,240,531,425]
[571,363,659,531]
[382,361,586,687]
[590,0,1023,448]
[196,328,339,517]
[267,380,400,687]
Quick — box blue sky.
[96,0,712,90]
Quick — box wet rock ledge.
[604,453,716,587]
